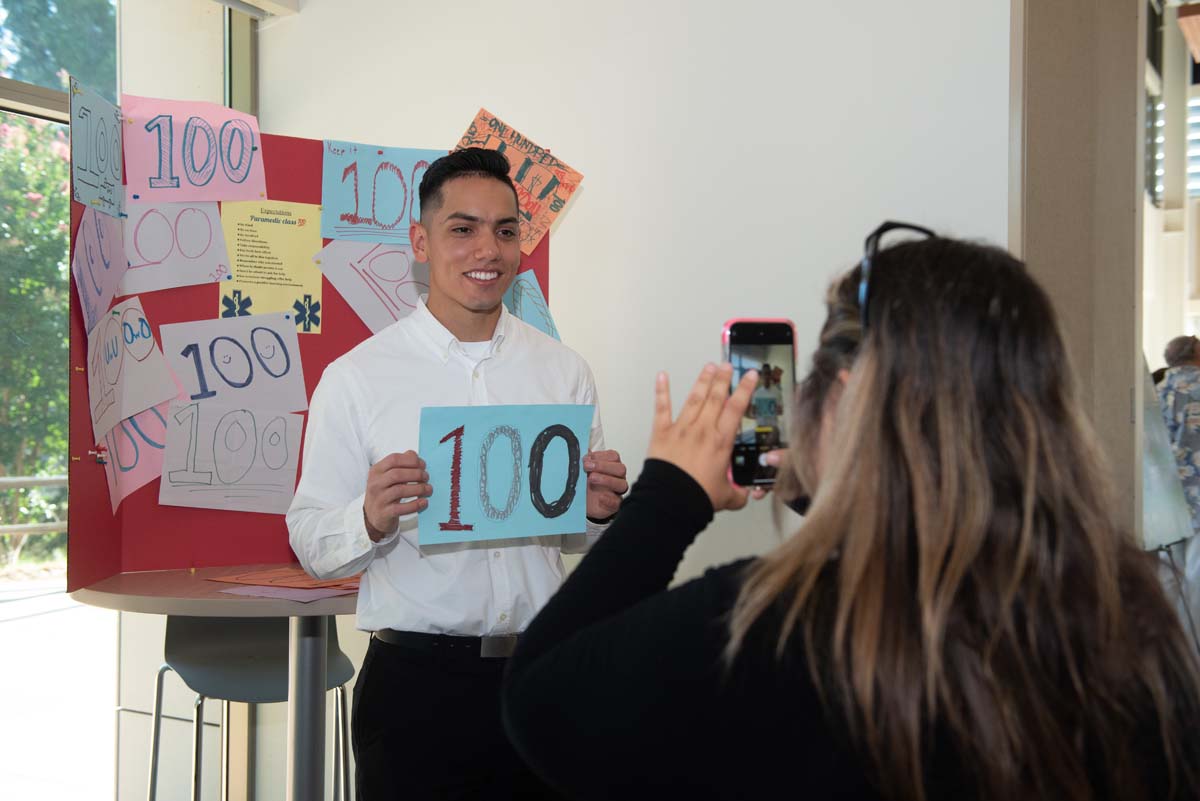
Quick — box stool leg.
[332,693,341,801]
[337,685,350,801]
[221,699,231,801]
[147,665,172,801]
[192,694,205,801]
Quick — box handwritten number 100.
[437,424,581,532]
[339,159,430,229]
[145,114,255,189]
[180,328,291,401]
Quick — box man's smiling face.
[412,175,521,331]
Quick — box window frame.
[0,75,68,123]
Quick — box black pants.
[352,635,559,800]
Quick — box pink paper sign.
[71,206,128,335]
[100,400,170,513]
[122,94,267,203]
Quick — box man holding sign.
[288,148,627,799]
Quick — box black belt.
[373,628,519,658]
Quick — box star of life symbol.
[221,289,252,317]
[293,294,321,332]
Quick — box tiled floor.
[0,573,118,800]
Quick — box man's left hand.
[584,450,628,521]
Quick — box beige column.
[1010,0,1146,538]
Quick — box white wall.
[120,0,224,104]
[258,0,1011,577]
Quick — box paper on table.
[220,201,323,332]
[158,313,308,412]
[69,77,124,218]
[503,272,560,341]
[312,240,429,334]
[119,202,231,294]
[218,585,357,603]
[158,400,303,515]
[456,109,582,255]
[418,404,593,545]
[99,374,185,513]
[210,565,360,590]
[72,207,128,335]
[86,297,179,442]
[122,94,267,203]
[320,139,445,244]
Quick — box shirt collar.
[411,295,510,363]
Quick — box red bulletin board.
[67,132,550,592]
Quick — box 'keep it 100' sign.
[121,94,268,203]
[417,404,594,546]
[320,140,447,244]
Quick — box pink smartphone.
[722,318,797,487]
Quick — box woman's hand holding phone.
[647,363,760,512]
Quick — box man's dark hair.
[1164,334,1200,368]
[419,147,519,219]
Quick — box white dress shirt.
[287,298,608,635]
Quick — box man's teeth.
[466,271,499,280]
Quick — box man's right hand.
[364,450,431,542]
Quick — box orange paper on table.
[210,565,360,591]
[456,108,582,255]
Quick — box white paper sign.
[158,313,308,412]
[72,206,128,335]
[69,77,124,218]
[119,202,231,295]
[86,297,179,442]
[159,400,302,514]
[313,240,429,333]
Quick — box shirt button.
[493,551,501,559]
[499,613,507,622]
[472,369,479,379]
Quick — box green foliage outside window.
[0,113,70,566]
[0,0,117,568]
[0,0,117,102]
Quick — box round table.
[72,563,356,801]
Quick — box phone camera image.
[726,321,795,487]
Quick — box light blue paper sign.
[418,404,593,545]
[503,272,560,341]
[320,139,446,244]
[70,77,125,219]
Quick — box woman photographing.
[502,232,1200,801]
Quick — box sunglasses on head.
[858,221,936,330]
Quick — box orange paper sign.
[457,108,582,255]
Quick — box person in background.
[749,362,784,446]
[287,148,628,800]
[502,234,1200,801]
[1159,334,1200,537]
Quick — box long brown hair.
[729,238,1200,800]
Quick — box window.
[0,6,119,800]
[1148,90,1165,204]
[0,109,70,567]
[0,0,115,570]
[0,0,117,101]
[1187,96,1200,197]
[1148,0,1164,83]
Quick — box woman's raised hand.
[647,363,759,511]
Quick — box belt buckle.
[480,634,517,658]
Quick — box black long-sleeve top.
[502,459,887,800]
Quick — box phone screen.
[726,321,796,486]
